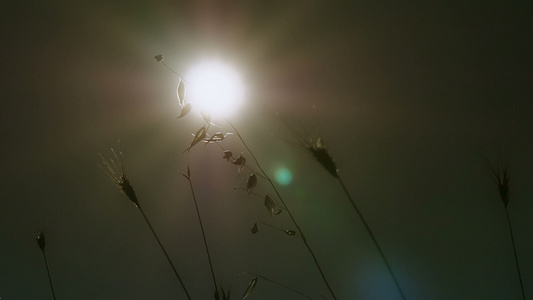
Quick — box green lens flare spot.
[275,168,293,186]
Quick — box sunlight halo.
[185,60,245,117]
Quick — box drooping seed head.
[36,229,45,252]
[232,153,246,173]
[246,174,257,194]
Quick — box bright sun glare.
[185,60,244,117]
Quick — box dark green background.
[1,1,531,299]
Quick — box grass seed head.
[308,137,338,178]
[36,229,45,251]
[99,148,140,208]
[495,166,510,207]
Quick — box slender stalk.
[338,176,406,300]
[185,170,219,293]
[240,272,313,300]
[504,207,526,300]
[225,118,337,300]
[42,250,57,300]
[138,207,193,300]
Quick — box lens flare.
[275,168,293,186]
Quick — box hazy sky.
[1,1,531,299]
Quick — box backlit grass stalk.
[337,175,406,300]
[100,150,192,300]
[182,166,219,295]
[225,118,338,300]
[281,118,407,299]
[36,230,57,300]
[487,159,525,300]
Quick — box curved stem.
[43,250,57,300]
[337,176,406,300]
[161,61,186,82]
[225,118,337,300]
[505,207,526,300]
[186,171,219,293]
[138,207,192,300]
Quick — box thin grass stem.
[504,207,526,300]
[337,175,406,300]
[185,169,219,294]
[138,207,193,300]
[42,250,57,300]
[240,272,313,300]
[225,118,337,300]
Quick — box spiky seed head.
[36,229,45,251]
[309,137,338,178]
[496,167,510,207]
[99,149,140,208]
[119,175,140,208]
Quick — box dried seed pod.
[177,79,186,107]
[177,103,192,119]
[264,194,282,216]
[184,126,207,152]
[246,174,257,194]
[284,228,296,236]
[251,222,258,234]
[232,154,246,173]
[37,229,45,251]
[242,277,257,299]
[203,132,228,144]
[223,150,233,162]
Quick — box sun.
[185,60,245,117]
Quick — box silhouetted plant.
[36,229,57,300]
[181,166,220,298]
[99,148,193,300]
[240,272,312,300]
[280,116,407,300]
[482,154,525,300]
[157,56,339,300]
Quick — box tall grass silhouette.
[155,55,339,299]
[99,148,193,300]
[279,116,407,299]
[36,229,57,300]
[482,154,526,300]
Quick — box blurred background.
[1,1,531,299]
